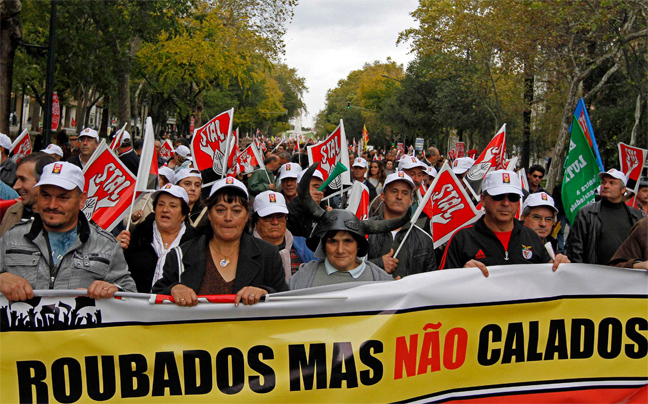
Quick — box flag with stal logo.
[306,119,351,190]
[82,140,138,231]
[109,123,128,151]
[618,142,647,195]
[190,108,234,187]
[346,181,370,220]
[9,129,31,162]
[233,142,263,175]
[159,139,173,160]
[421,162,481,248]
[464,124,507,194]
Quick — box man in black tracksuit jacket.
[439,169,569,276]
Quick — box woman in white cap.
[125,166,176,228]
[122,184,198,292]
[174,167,206,226]
[152,177,288,306]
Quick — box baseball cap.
[43,144,64,157]
[254,191,289,217]
[79,128,99,141]
[297,168,324,183]
[352,157,368,168]
[523,192,558,213]
[174,167,201,184]
[36,162,85,191]
[427,166,438,178]
[482,170,523,196]
[278,163,302,182]
[452,157,475,175]
[175,145,191,159]
[151,184,189,205]
[0,133,11,150]
[398,156,427,171]
[383,171,415,190]
[158,166,175,184]
[598,168,627,186]
[209,176,249,198]
[119,130,131,145]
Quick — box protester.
[152,177,288,306]
[0,162,136,301]
[398,156,427,189]
[252,191,314,282]
[116,131,140,175]
[121,184,198,292]
[168,145,191,172]
[174,168,206,227]
[68,127,99,169]
[367,160,386,196]
[42,144,64,161]
[126,166,176,229]
[0,180,18,200]
[154,139,166,168]
[68,133,80,160]
[351,157,377,201]
[423,146,441,170]
[0,132,17,186]
[385,160,395,174]
[290,165,409,290]
[631,180,648,215]
[287,168,327,238]
[608,217,648,269]
[440,170,570,275]
[367,172,435,278]
[426,166,437,187]
[526,165,546,194]
[277,162,302,203]
[520,192,558,244]
[248,155,280,196]
[566,169,643,264]
[451,157,474,180]
[0,153,56,236]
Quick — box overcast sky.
[283,0,420,128]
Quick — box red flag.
[71,117,77,127]
[189,116,195,134]
[463,124,507,193]
[51,92,60,131]
[159,139,173,160]
[455,141,465,158]
[9,129,32,162]
[618,142,647,194]
[233,143,261,175]
[109,124,128,151]
[424,163,481,248]
[346,181,370,220]
[306,119,351,190]
[190,108,234,186]
[82,141,137,231]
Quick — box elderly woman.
[290,165,410,290]
[122,184,198,292]
[152,177,288,306]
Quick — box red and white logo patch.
[52,163,63,174]
[541,193,548,200]
[502,173,510,183]
[226,177,234,184]
[269,193,276,203]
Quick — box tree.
[0,0,22,135]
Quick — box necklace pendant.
[219,258,230,267]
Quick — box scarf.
[150,221,187,291]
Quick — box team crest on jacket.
[522,245,533,259]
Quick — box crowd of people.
[0,129,645,307]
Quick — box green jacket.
[248,168,275,196]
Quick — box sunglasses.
[489,193,521,202]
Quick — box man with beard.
[68,128,99,169]
[0,153,55,236]
[0,162,136,301]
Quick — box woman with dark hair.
[367,160,386,195]
[152,177,288,306]
[121,184,198,292]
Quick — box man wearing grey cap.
[0,162,136,301]
[566,169,644,264]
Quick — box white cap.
[36,162,85,191]
[427,166,438,178]
[598,168,627,186]
[151,184,189,205]
[452,157,475,175]
[254,191,289,217]
[398,156,427,171]
[278,163,302,182]
[352,157,368,168]
[175,145,191,159]
[383,171,415,190]
[119,130,131,145]
[297,168,324,184]
[174,167,201,184]
[523,192,558,213]
[158,166,175,184]
[0,133,11,150]
[209,176,249,198]
[43,144,64,157]
[79,128,99,141]
[482,170,523,196]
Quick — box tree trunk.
[0,0,22,135]
[629,92,643,146]
[117,71,131,131]
[100,95,109,137]
[521,65,534,169]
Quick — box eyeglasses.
[532,174,543,179]
[489,193,521,202]
[259,213,287,222]
[530,214,555,224]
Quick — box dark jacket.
[439,216,551,269]
[367,215,437,277]
[609,217,648,268]
[287,195,314,238]
[118,148,140,176]
[566,200,644,264]
[152,233,289,295]
[124,213,198,292]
